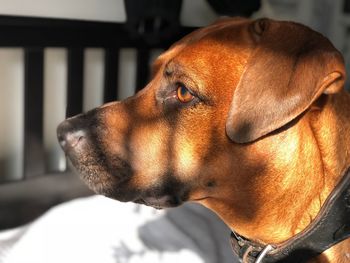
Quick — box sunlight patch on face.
[130,126,168,186]
[275,133,299,164]
[174,139,199,178]
[257,127,300,165]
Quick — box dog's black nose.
[57,119,86,151]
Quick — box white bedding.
[0,196,237,263]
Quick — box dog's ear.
[226,18,346,143]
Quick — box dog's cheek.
[125,122,173,188]
[174,139,200,177]
[172,110,227,181]
[189,151,233,197]
[172,133,218,192]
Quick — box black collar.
[230,168,350,263]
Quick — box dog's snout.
[57,119,86,151]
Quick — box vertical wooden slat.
[66,48,84,117]
[135,49,150,92]
[83,49,104,111]
[23,48,44,178]
[104,49,119,103]
[43,49,67,173]
[118,49,137,100]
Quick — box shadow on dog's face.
[57,19,253,210]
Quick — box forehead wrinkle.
[163,59,203,95]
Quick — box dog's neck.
[209,91,350,248]
[293,92,350,235]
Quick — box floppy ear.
[226,18,346,143]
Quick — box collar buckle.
[255,244,275,263]
[231,231,275,263]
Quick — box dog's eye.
[176,85,194,103]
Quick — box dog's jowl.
[58,18,350,262]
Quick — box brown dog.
[57,18,350,262]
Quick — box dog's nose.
[57,120,86,151]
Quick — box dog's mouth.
[135,195,184,209]
[66,151,191,208]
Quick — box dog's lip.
[190,196,211,202]
[135,196,212,209]
[136,199,165,210]
[191,196,210,201]
[135,195,184,209]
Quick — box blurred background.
[0,0,349,262]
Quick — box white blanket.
[0,196,237,263]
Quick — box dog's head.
[57,18,345,221]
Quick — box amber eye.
[176,85,194,103]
